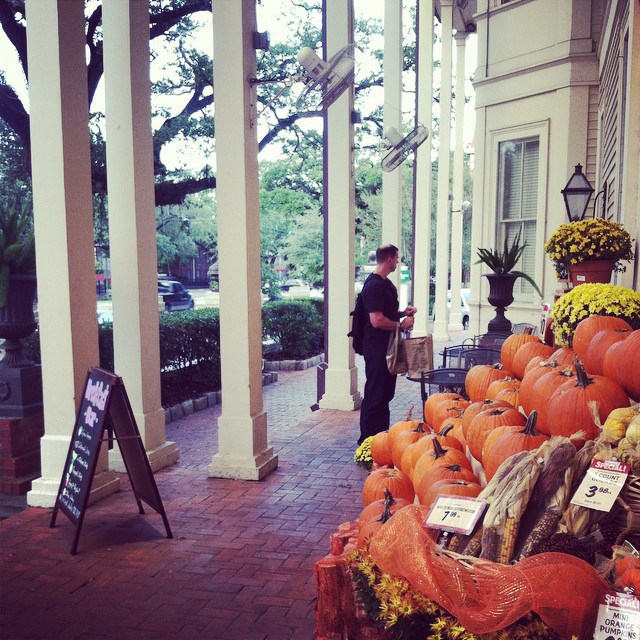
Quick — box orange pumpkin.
[500,333,540,372]
[466,405,527,462]
[357,490,402,547]
[401,431,464,479]
[482,423,524,463]
[461,399,511,438]
[358,488,410,526]
[412,439,472,488]
[485,377,520,402]
[612,329,640,401]
[438,419,466,450]
[602,339,627,387]
[519,359,565,416]
[483,411,549,481]
[425,396,471,431]
[545,360,630,445]
[572,316,632,364]
[583,328,632,376]
[423,392,461,426]
[362,467,415,506]
[511,341,555,380]
[529,368,577,434]
[493,385,522,411]
[547,347,575,367]
[417,478,482,507]
[370,431,394,467]
[390,422,431,470]
[386,413,423,452]
[464,363,514,402]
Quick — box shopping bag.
[386,325,408,375]
[404,334,434,379]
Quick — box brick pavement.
[0,334,465,640]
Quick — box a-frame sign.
[50,367,172,554]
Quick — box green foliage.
[475,229,542,296]
[262,299,323,359]
[0,205,36,306]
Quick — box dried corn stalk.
[516,438,577,559]
[447,450,531,556]
[480,451,543,563]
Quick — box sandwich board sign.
[50,367,172,554]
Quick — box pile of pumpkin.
[359,318,640,569]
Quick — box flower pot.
[568,259,616,289]
[483,273,517,335]
[0,274,38,368]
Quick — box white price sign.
[593,591,640,640]
[424,495,488,535]
[571,459,630,512]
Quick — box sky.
[0,0,477,168]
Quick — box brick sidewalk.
[0,336,464,640]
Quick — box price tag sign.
[424,496,488,535]
[593,591,640,640]
[571,459,630,512]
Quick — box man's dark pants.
[359,346,397,444]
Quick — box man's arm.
[369,311,414,332]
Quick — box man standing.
[358,244,416,444]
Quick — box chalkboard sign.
[50,367,172,554]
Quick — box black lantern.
[561,163,594,222]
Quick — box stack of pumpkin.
[358,318,640,570]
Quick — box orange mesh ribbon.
[368,505,609,638]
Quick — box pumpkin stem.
[404,405,415,421]
[382,487,396,506]
[439,423,455,436]
[573,357,594,388]
[521,410,540,435]
[414,422,428,434]
[446,464,462,472]
[432,438,448,459]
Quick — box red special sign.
[592,459,631,474]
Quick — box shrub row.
[23,300,324,408]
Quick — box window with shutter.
[497,137,539,295]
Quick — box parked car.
[158,280,195,312]
[448,288,470,330]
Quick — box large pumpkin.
[483,411,549,481]
[500,333,540,372]
[390,422,431,470]
[362,467,415,506]
[425,396,470,431]
[583,328,632,376]
[511,341,555,380]
[464,363,514,402]
[612,329,640,401]
[423,392,462,426]
[466,405,527,462]
[400,431,464,479]
[572,316,632,365]
[485,377,520,402]
[358,488,411,526]
[386,413,423,452]
[460,399,511,438]
[411,439,472,489]
[547,347,575,367]
[519,359,564,416]
[438,419,466,450]
[370,431,394,467]
[528,367,576,434]
[416,478,482,507]
[545,360,630,445]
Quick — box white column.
[102,0,179,473]
[382,0,404,295]
[412,0,434,337]
[432,1,454,342]
[319,0,361,410]
[26,0,119,506]
[448,33,468,332]
[208,0,278,479]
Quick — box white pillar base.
[432,320,450,343]
[319,366,362,410]
[28,469,120,509]
[109,440,180,473]
[208,448,278,481]
[448,312,464,333]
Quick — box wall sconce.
[561,163,608,221]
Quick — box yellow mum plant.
[550,283,640,347]
[544,217,634,278]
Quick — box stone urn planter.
[0,274,38,368]
[484,273,517,335]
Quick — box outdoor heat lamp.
[561,163,594,222]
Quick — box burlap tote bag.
[404,333,434,378]
[386,325,408,375]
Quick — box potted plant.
[0,206,37,367]
[544,217,634,287]
[549,283,640,347]
[476,230,542,334]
